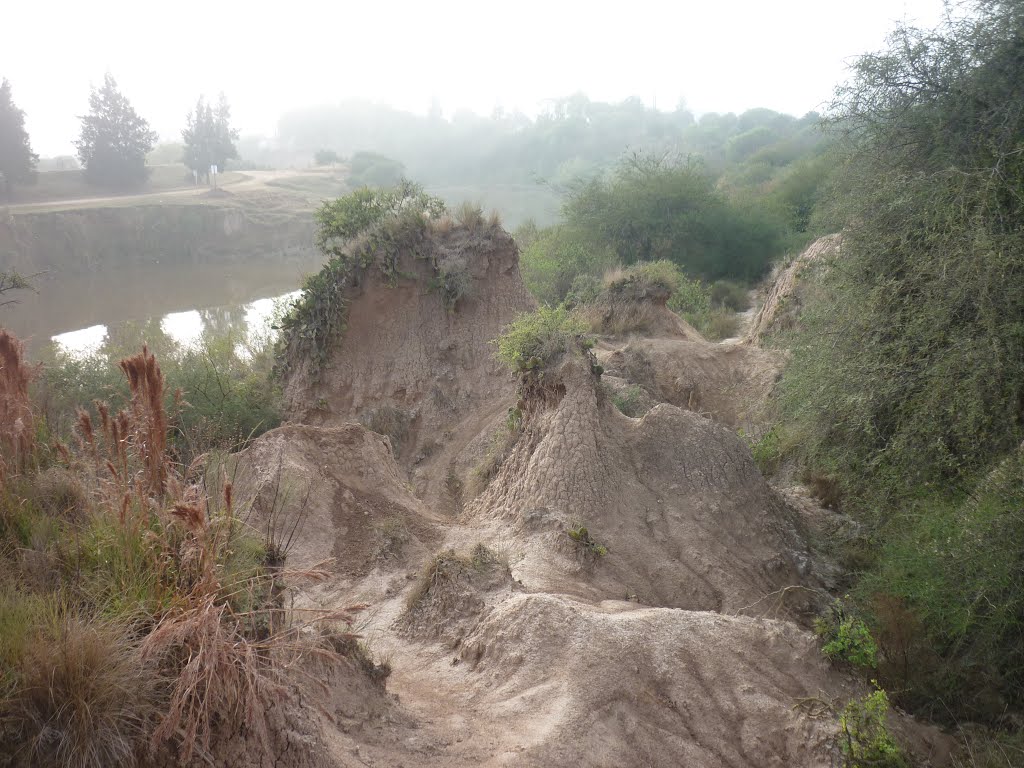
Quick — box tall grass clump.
[0,329,37,477]
[34,322,282,465]
[0,333,364,765]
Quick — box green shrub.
[469,408,524,494]
[772,3,1024,726]
[710,280,750,311]
[702,308,741,340]
[493,306,590,372]
[611,385,645,417]
[314,148,340,165]
[837,688,908,768]
[563,152,786,281]
[749,427,783,475]
[667,274,711,317]
[815,602,878,669]
[346,151,405,188]
[35,323,280,460]
[563,273,602,308]
[567,524,608,558]
[854,450,1024,719]
[519,226,616,306]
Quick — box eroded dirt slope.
[235,223,950,768]
[282,224,535,513]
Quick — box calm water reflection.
[2,258,320,357]
[46,291,301,358]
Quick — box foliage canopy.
[563,153,786,281]
[75,74,157,188]
[777,0,1024,721]
[0,78,37,193]
[181,93,238,182]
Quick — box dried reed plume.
[119,346,167,496]
[0,329,36,477]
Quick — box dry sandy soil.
[225,232,951,767]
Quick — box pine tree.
[75,74,157,188]
[182,93,238,183]
[0,78,38,196]
[182,96,214,182]
[212,92,239,172]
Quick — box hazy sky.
[4,0,949,157]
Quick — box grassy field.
[6,164,245,205]
[265,169,350,198]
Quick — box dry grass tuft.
[0,329,37,478]
[428,215,456,236]
[454,202,486,231]
[141,595,278,762]
[8,616,157,768]
[404,549,474,612]
[118,346,167,496]
[404,544,506,614]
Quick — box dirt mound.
[456,593,848,767]
[596,336,784,432]
[452,593,952,768]
[465,354,813,615]
[282,223,535,509]
[399,544,520,644]
[228,423,440,576]
[746,234,841,344]
[584,289,704,340]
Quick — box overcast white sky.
[3,0,949,157]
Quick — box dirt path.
[720,288,761,345]
[2,169,311,213]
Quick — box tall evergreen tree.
[182,93,238,183]
[0,78,38,196]
[75,74,157,188]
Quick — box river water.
[1,258,318,359]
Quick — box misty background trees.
[181,93,238,182]
[0,78,38,196]
[75,74,157,188]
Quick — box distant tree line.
[0,73,239,192]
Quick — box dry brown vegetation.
[0,329,37,479]
[0,333,371,767]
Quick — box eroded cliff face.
[0,201,316,275]
[281,223,536,511]
[227,221,951,768]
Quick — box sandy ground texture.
[225,229,953,767]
